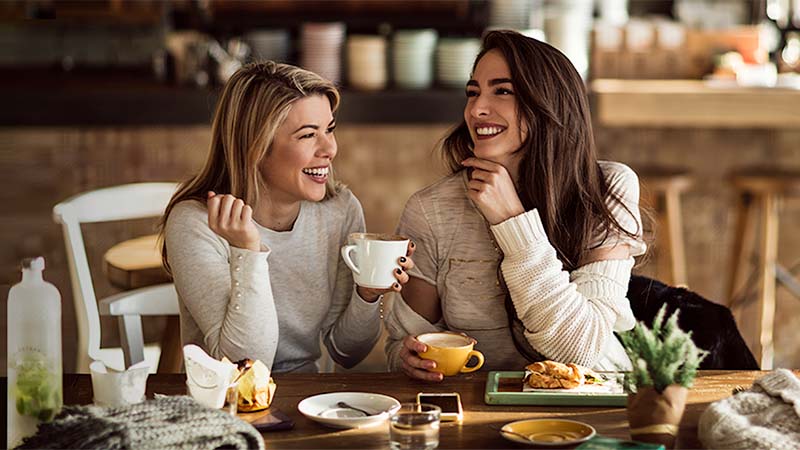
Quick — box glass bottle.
[7,257,63,448]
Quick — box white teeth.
[302,167,329,177]
[476,126,504,136]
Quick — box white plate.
[297,392,401,429]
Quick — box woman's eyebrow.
[293,124,319,133]
[489,78,513,86]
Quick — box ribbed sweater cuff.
[490,209,548,255]
[573,258,635,284]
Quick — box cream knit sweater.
[385,161,645,371]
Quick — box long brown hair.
[159,61,341,272]
[442,30,639,271]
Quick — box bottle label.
[10,348,62,421]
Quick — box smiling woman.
[158,61,415,373]
[385,31,649,381]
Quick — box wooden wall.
[2,124,799,374]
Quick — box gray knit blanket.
[16,395,264,450]
[699,368,800,449]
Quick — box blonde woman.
[161,62,414,373]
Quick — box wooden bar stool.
[727,169,800,370]
[638,168,692,288]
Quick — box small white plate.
[297,392,401,429]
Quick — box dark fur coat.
[627,275,759,370]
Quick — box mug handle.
[460,350,484,373]
[340,245,360,275]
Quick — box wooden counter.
[591,79,800,129]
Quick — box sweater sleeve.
[165,201,280,367]
[384,192,444,371]
[384,295,444,371]
[320,192,382,369]
[491,208,637,367]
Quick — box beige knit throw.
[16,395,264,450]
[699,369,800,449]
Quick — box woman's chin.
[471,145,513,162]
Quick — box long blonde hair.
[159,61,341,272]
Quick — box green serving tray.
[484,371,628,407]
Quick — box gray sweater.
[164,189,381,373]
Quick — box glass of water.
[389,402,441,450]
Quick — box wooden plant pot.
[627,385,688,449]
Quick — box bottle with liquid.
[7,257,63,448]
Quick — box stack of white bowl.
[300,22,346,83]
[489,0,533,30]
[392,29,438,89]
[436,38,481,88]
[346,35,387,91]
[244,29,290,63]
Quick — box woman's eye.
[466,90,478,98]
[495,88,513,95]
[326,125,336,134]
[299,132,315,139]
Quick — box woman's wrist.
[356,286,381,303]
[231,241,261,252]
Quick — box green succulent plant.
[618,305,708,394]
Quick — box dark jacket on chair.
[627,275,759,370]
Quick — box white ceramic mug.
[341,233,409,289]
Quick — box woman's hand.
[399,335,443,382]
[461,157,524,225]
[356,242,416,302]
[206,191,261,252]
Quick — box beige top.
[165,189,381,373]
[385,161,646,371]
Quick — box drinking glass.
[389,402,441,450]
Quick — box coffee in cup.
[341,233,409,289]
[417,332,484,376]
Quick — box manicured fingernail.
[410,242,416,248]
[400,257,407,263]
[396,268,402,274]
[393,283,400,289]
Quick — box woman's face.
[260,94,337,205]
[464,49,526,166]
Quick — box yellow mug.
[417,332,485,376]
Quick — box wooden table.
[59,370,780,449]
[103,233,181,373]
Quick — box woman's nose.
[468,96,490,118]
[318,134,337,159]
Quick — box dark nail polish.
[394,283,400,289]
[396,268,402,274]
[400,257,407,263]
[410,242,416,248]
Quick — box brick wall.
[2,124,798,374]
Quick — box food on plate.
[223,357,277,412]
[524,360,604,389]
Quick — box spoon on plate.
[336,401,375,416]
[495,427,534,442]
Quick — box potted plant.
[619,305,708,449]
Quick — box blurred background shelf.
[0,69,466,126]
[592,79,800,128]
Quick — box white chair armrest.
[99,283,180,316]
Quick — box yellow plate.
[500,419,596,446]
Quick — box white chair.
[53,182,180,373]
